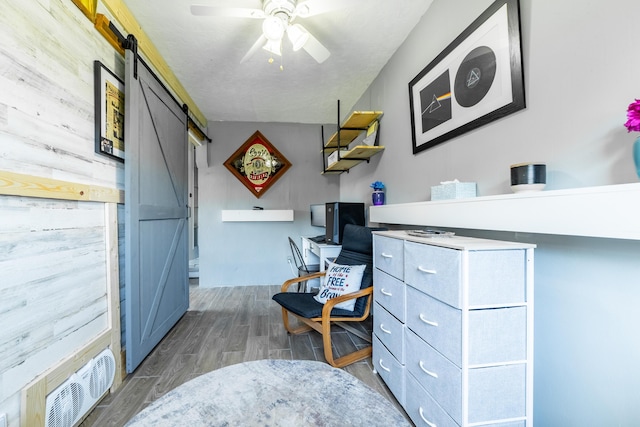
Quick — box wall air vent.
[44,348,116,427]
[45,380,85,427]
[88,348,116,399]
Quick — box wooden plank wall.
[0,1,128,425]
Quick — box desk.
[301,237,342,271]
[300,237,342,292]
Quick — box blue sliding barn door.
[124,49,189,373]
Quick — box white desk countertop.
[370,182,640,240]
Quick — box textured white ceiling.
[121,0,433,124]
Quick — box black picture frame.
[94,60,125,162]
[409,0,525,154]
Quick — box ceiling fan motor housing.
[264,0,296,19]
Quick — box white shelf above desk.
[221,210,294,222]
[369,183,640,240]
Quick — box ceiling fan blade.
[190,5,265,18]
[294,0,346,18]
[240,34,267,63]
[301,30,330,63]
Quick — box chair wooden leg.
[330,347,372,369]
[281,308,312,334]
[321,317,372,368]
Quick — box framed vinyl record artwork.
[409,0,525,154]
[224,131,291,198]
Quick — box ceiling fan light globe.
[262,16,285,40]
[287,24,309,51]
[263,39,282,56]
[295,3,310,17]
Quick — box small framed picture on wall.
[94,60,125,162]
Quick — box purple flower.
[624,99,640,132]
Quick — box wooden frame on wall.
[224,131,292,198]
[94,61,125,162]
[71,0,97,22]
[409,0,525,154]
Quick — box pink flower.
[624,99,640,132]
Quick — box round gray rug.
[125,359,409,426]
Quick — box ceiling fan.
[190,0,340,64]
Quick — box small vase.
[372,190,385,206]
[634,136,640,179]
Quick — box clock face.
[224,131,291,198]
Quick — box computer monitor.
[310,204,326,228]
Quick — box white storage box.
[431,181,476,200]
[327,149,348,166]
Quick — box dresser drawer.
[405,373,458,427]
[406,372,527,427]
[373,335,405,407]
[467,364,527,424]
[406,287,527,367]
[373,269,405,322]
[373,302,405,363]
[406,329,527,425]
[406,286,462,366]
[404,241,462,308]
[467,249,527,306]
[405,329,462,423]
[467,305,527,365]
[374,235,404,280]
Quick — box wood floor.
[80,282,409,426]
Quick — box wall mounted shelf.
[221,210,294,222]
[322,146,386,174]
[321,100,384,174]
[325,110,383,150]
[369,182,640,240]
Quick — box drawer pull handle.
[378,358,391,372]
[418,266,437,274]
[380,288,393,296]
[419,361,439,378]
[419,314,438,327]
[379,324,392,334]
[419,407,437,427]
[381,252,393,259]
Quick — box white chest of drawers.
[372,230,534,427]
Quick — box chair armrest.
[280,271,327,292]
[321,286,373,318]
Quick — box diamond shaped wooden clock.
[224,131,292,198]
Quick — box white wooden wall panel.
[0,0,124,191]
[0,197,110,413]
[0,0,126,424]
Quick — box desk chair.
[288,237,320,292]
[274,225,384,367]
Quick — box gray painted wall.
[343,0,639,199]
[198,122,340,286]
[339,0,640,424]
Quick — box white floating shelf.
[369,183,640,240]
[221,210,294,222]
